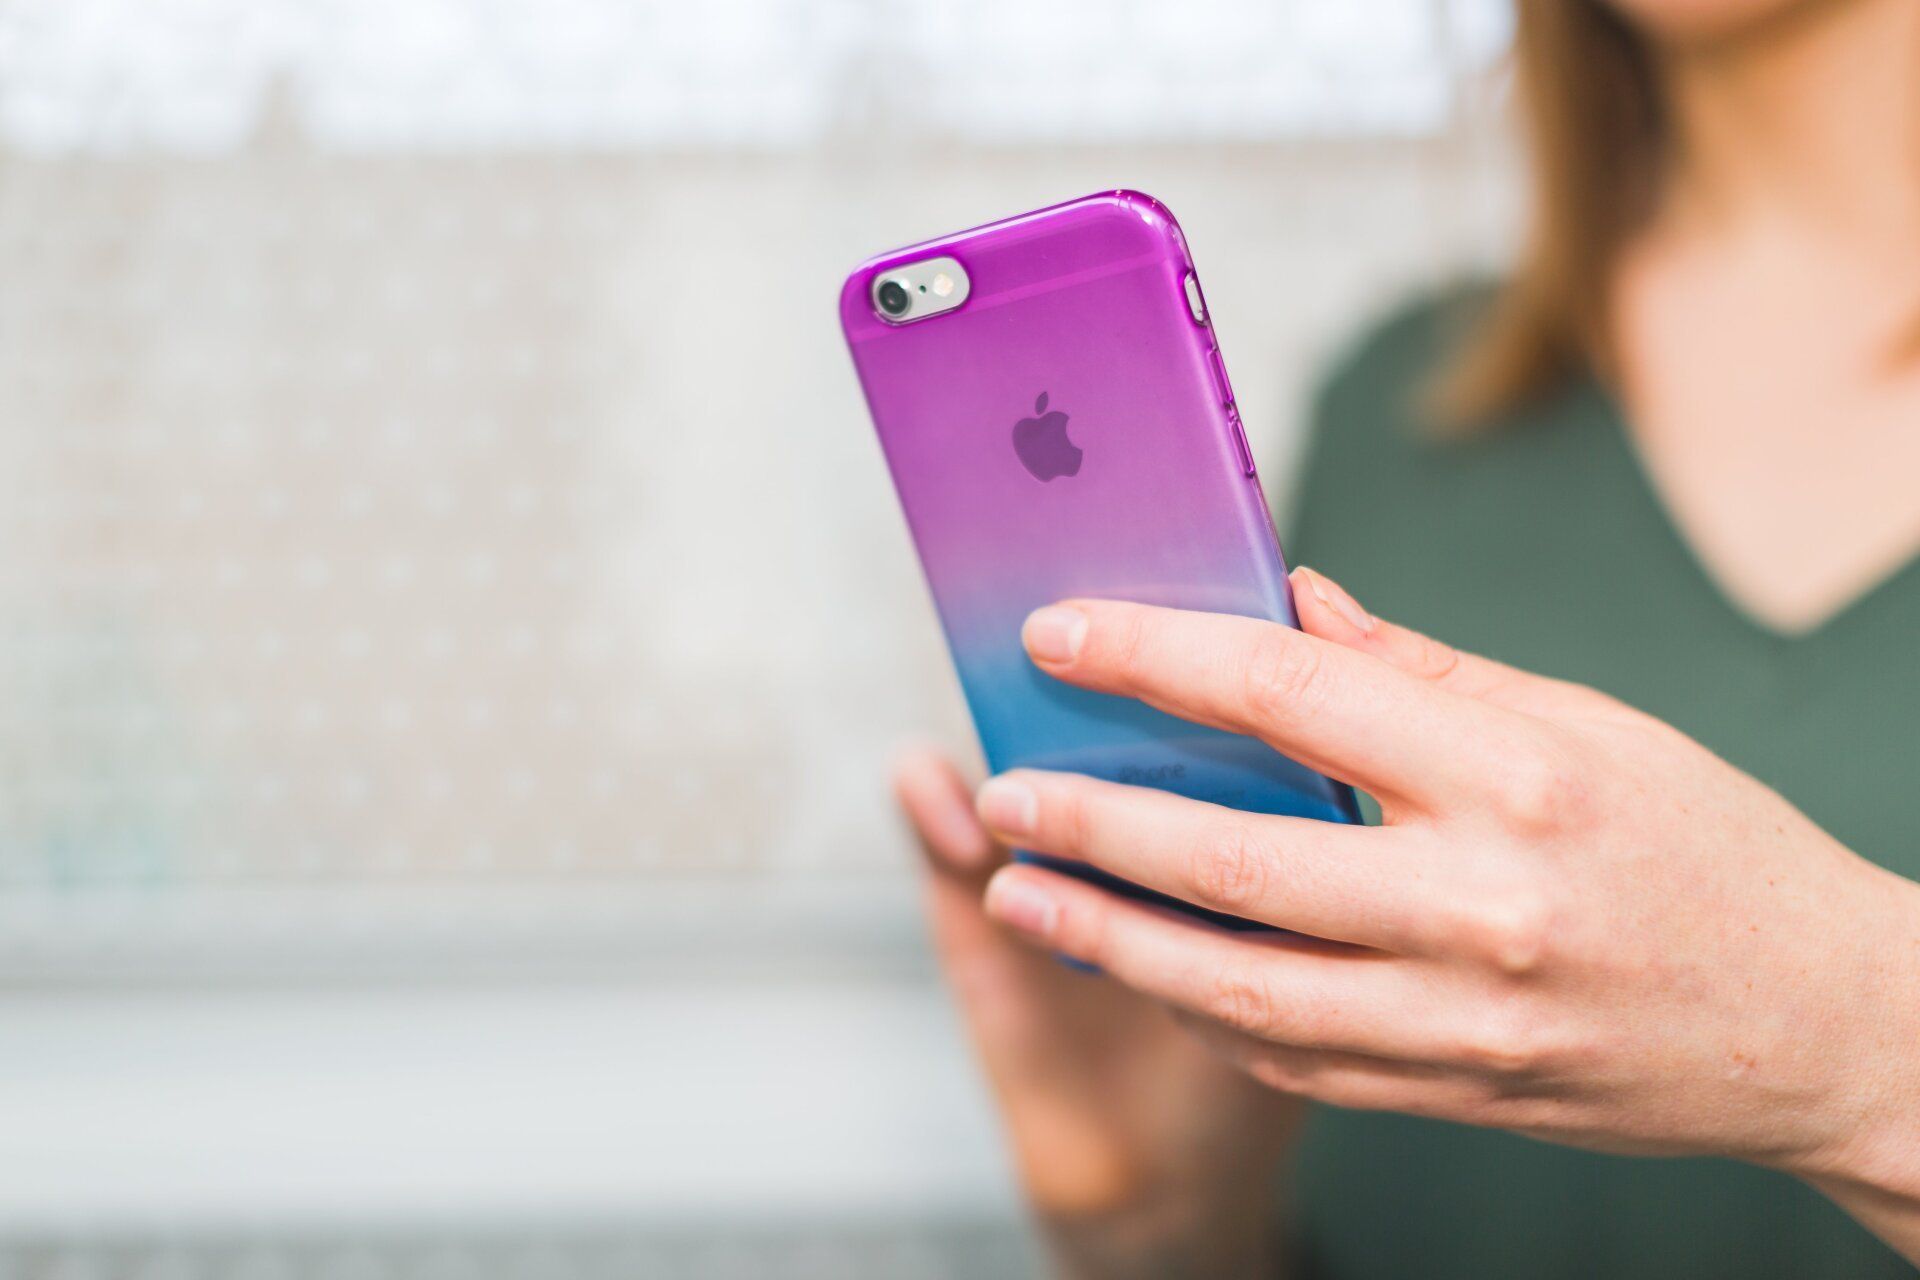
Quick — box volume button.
[1206,346,1236,408]
[1227,406,1255,477]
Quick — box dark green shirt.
[1280,296,1920,1279]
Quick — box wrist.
[1784,868,1920,1249]
[1798,1152,1920,1268]
[1038,1174,1287,1280]
[1020,1089,1302,1278]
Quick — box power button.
[1227,405,1255,477]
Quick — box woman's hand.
[972,567,1920,1261]
[894,749,1303,1279]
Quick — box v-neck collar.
[1577,379,1920,645]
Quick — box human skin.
[968,569,1920,1264]
[897,563,1920,1271]
[896,750,1302,1280]
[1611,0,1920,633]
[894,0,1920,1269]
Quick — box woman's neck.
[1654,0,1920,248]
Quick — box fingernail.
[977,775,1038,838]
[1023,606,1087,663]
[985,872,1059,939]
[1303,567,1375,634]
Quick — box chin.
[1604,0,1828,45]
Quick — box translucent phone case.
[842,191,1360,928]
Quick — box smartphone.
[842,191,1360,929]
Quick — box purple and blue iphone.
[841,191,1361,929]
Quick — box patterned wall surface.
[0,0,1516,1266]
[0,139,1512,897]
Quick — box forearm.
[1812,1177,1920,1267]
[1800,1033,1920,1265]
[1794,867,1920,1266]
[1036,1159,1305,1280]
[1038,1181,1290,1280]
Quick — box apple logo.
[1011,392,1081,482]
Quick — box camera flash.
[931,273,955,298]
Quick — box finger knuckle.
[1059,895,1110,967]
[1242,633,1324,726]
[1495,741,1590,834]
[1187,820,1272,914]
[1245,1049,1318,1096]
[1463,886,1557,975]
[1106,607,1153,681]
[1054,784,1095,855]
[1410,632,1464,684]
[1458,992,1548,1075]
[1210,967,1282,1038]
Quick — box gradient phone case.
[842,191,1361,929]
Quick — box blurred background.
[0,1,1516,1274]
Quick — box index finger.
[1021,600,1535,811]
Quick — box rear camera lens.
[876,279,911,317]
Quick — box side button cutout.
[1184,271,1209,326]
[1227,406,1255,477]
[1206,346,1237,409]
